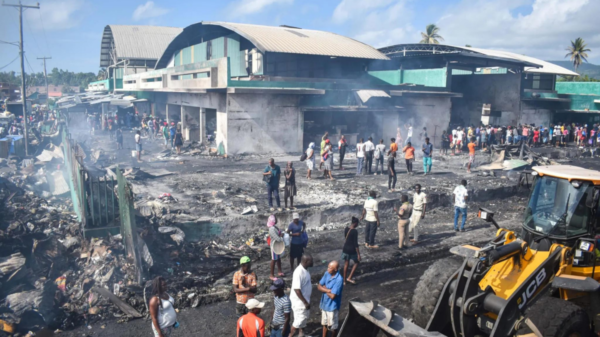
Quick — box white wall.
[226,93,303,155]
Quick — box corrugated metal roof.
[460,46,579,76]
[356,90,390,103]
[208,22,388,60]
[100,25,183,67]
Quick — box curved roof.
[100,25,183,68]
[155,21,388,69]
[378,44,578,76]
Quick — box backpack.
[300,153,307,161]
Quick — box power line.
[37,9,51,57]
[23,12,43,56]
[0,56,20,70]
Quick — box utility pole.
[3,1,40,156]
[37,56,51,103]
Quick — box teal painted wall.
[367,68,446,87]
[212,37,225,59]
[556,82,600,95]
[174,50,181,66]
[367,70,401,85]
[564,94,600,111]
[522,91,559,99]
[194,42,207,62]
[402,68,447,87]
[227,34,247,77]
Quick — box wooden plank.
[92,286,142,318]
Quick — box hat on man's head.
[270,278,285,291]
[245,298,265,310]
[292,213,300,220]
[240,256,251,265]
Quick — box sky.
[1,0,600,74]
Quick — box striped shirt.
[272,294,291,325]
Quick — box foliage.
[565,37,591,71]
[557,74,600,82]
[0,68,98,91]
[420,24,444,44]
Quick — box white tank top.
[157,295,177,329]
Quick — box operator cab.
[521,165,600,254]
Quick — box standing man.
[169,122,176,148]
[116,128,123,150]
[263,158,282,212]
[388,137,398,155]
[467,137,476,174]
[233,256,258,317]
[410,184,427,245]
[237,299,266,337]
[270,279,291,337]
[394,194,413,250]
[320,132,329,171]
[388,151,397,192]
[284,162,297,210]
[374,139,386,175]
[405,123,413,145]
[289,254,314,337]
[318,261,344,337]
[360,191,380,249]
[287,213,306,272]
[135,130,143,162]
[422,137,433,175]
[356,138,365,176]
[364,137,375,174]
[338,135,347,170]
[342,217,360,285]
[453,180,469,232]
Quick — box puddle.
[178,222,222,242]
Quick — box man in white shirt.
[364,137,375,174]
[405,124,413,146]
[453,180,468,232]
[456,127,465,154]
[374,139,386,175]
[410,184,427,244]
[360,191,380,248]
[356,138,365,176]
[289,254,314,337]
[135,130,142,162]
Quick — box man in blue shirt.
[317,261,343,337]
[263,158,281,211]
[422,137,433,176]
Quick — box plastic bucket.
[271,240,285,255]
[283,233,290,247]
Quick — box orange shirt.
[233,270,257,304]
[237,312,265,337]
[468,143,476,155]
[403,146,415,159]
[390,143,398,153]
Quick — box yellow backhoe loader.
[339,165,600,337]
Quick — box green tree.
[420,24,444,44]
[565,37,591,72]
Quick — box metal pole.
[3,1,40,157]
[37,56,51,103]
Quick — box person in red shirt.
[237,299,266,337]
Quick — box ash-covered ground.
[1,127,595,336]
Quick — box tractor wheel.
[524,297,591,337]
[411,256,463,328]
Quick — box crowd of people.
[0,107,58,139]
[149,175,471,337]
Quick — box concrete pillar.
[181,105,187,136]
[166,104,169,124]
[199,108,206,144]
[216,110,227,153]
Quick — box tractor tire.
[411,256,463,328]
[524,297,591,337]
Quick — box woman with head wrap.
[267,214,284,280]
[306,142,315,179]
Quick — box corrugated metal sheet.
[100,25,182,67]
[356,90,390,103]
[460,46,578,76]
[209,22,388,60]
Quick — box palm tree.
[565,37,591,72]
[420,24,444,44]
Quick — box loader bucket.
[338,298,446,337]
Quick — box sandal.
[346,278,356,284]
